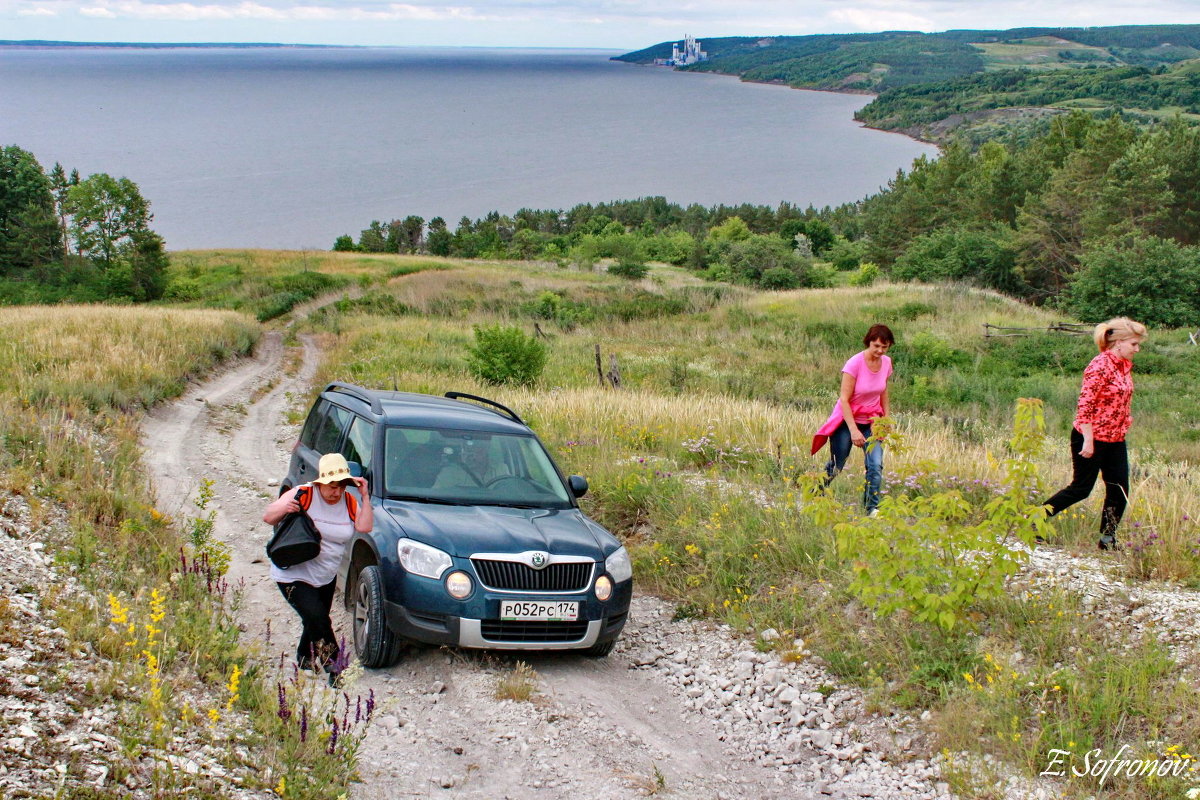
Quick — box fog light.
[595,575,613,602]
[445,571,473,599]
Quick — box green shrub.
[465,324,547,386]
[1068,232,1200,328]
[759,266,800,290]
[849,261,881,286]
[893,226,1021,293]
[826,237,868,270]
[802,399,1051,631]
[898,331,972,370]
[608,260,649,280]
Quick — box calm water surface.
[0,47,937,250]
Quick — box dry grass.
[0,306,258,409]
[493,661,539,702]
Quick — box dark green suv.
[282,382,633,667]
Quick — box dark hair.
[863,324,894,347]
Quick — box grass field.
[13,248,1197,798]
[286,254,1200,798]
[972,37,1119,71]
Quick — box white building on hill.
[654,34,708,66]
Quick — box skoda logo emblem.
[530,552,548,569]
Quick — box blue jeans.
[824,421,883,512]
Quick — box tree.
[332,235,357,251]
[49,162,78,258]
[357,220,388,252]
[0,146,62,275]
[122,229,170,301]
[65,173,167,299]
[427,217,452,257]
[399,215,425,253]
[1068,233,1200,327]
[65,173,153,269]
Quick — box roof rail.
[444,392,524,424]
[325,382,382,414]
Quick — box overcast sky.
[4,0,1200,49]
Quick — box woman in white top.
[263,452,373,681]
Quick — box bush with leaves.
[1068,232,1200,328]
[759,266,800,290]
[465,324,547,386]
[801,399,1051,631]
[848,261,881,286]
[608,260,649,280]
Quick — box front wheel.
[583,638,616,657]
[352,565,402,668]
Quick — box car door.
[340,415,376,498]
[294,400,353,485]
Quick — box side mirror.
[568,475,588,499]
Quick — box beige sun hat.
[314,453,353,485]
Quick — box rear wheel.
[352,565,402,668]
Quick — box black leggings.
[278,579,339,670]
[1044,428,1129,541]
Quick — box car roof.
[323,385,533,435]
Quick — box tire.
[583,638,616,658]
[352,565,402,668]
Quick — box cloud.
[17,4,58,13]
[829,7,935,32]
[59,0,498,21]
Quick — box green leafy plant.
[464,324,548,387]
[803,399,1051,630]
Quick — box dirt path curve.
[139,329,842,800]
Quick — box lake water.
[0,47,937,250]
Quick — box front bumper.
[383,576,631,650]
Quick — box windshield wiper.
[387,494,472,505]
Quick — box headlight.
[445,571,473,599]
[397,538,452,579]
[605,546,632,583]
[594,574,613,602]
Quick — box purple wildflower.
[277,682,291,721]
[299,705,308,742]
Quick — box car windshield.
[383,426,572,508]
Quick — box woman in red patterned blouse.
[1045,317,1147,550]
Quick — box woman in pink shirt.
[1044,317,1146,550]
[812,324,894,516]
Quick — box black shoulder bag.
[266,486,322,569]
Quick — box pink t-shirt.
[841,352,892,423]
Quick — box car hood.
[382,501,619,559]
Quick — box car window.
[342,416,375,475]
[313,404,351,455]
[299,400,328,450]
[384,426,571,508]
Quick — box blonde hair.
[1094,317,1147,352]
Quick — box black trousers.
[277,579,339,670]
[1044,428,1129,541]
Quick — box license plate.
[500,600,579,621]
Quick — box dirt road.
[140,332,951,800]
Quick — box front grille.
[480,620,590,643]
[472,559,594,592]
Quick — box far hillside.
[616,25,1200,140]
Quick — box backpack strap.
[344,492,358,523]
[296,485,313,512]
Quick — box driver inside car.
[432,438,510,488]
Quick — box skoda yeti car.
[281,382,633,667]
